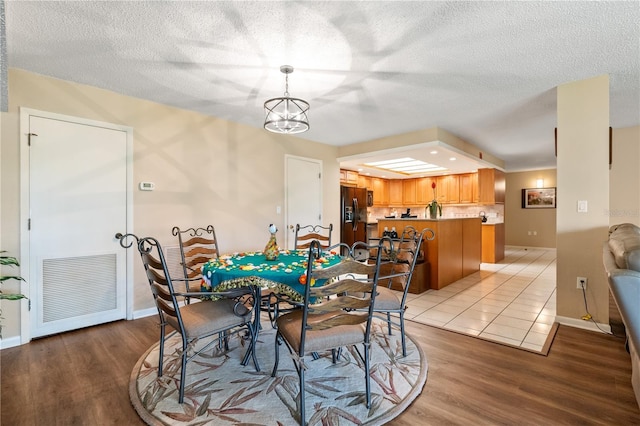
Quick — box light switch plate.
[577,200,588,213]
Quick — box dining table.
[200,249,342,302]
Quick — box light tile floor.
[401,246,557,352]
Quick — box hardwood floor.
[2,313,639,425]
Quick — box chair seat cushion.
[276,310,366,354]
[167,299,251,339]
[373,287,402,311]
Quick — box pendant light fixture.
[264,65,310,134]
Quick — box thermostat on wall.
[139,182,155,191]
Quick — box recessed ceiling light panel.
[364,157,448,175]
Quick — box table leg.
[241,284,261,371]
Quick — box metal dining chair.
[264,223,335,327]
[271,238,389,425]
[293,223,333,249]
[372,225,435,357]
[116,233,260,403]
[171,225,219,304]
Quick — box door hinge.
[318,172,321,179]
[28,218,31,230]
[28,299,31,311]
[28,132,38,146]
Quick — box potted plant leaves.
[1,251,28,337]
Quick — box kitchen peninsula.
[378,217,481,290]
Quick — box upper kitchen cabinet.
[340,169,358,187]
[402,179,417,205]
[372,177,389,206]
[459,172,478,204]
[436,175,460,204]
[389,179,403,205]
[358,174,372,189]
[416,177,437,204]
[478,168,505,204]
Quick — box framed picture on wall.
[522,187,556,208]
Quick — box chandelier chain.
[284,72,289,97]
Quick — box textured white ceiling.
[5,1,640,172]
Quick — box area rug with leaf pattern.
[129,319,428,425]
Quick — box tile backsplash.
[368,204,505,223]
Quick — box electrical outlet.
[576,277,587,289]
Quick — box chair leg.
[271,297,280,329]
[158,323,165,377]
[400,311,407,357]
[330,347,343,363]
[299,362,306,425]
[364,342,371,409]
[223,330,230,351]
[386,312,392,335]
[271,331,281,377]
[179,341,188,403]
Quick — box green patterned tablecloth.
[201,250,341,302]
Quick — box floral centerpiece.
[427,181,442,219]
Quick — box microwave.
[367,191,374,207]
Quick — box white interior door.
[28,114,128,338]
[285,155,323,249]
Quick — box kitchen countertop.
[377,217,482,221]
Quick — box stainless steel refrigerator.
[340,186,367,246]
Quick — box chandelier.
[264,65,310,134]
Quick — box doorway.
[19,108,133,341]
[284,155,323,249]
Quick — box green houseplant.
[1,251,28,337]
[427,199,442,219]
[427,181,442,219]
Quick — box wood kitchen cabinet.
[459,172,478,204]
[416,177,436,204]
[482,223,505,263]
[372,177,389,206]
[402,178,417,205]
[389,180,403,205]
[358,174,371,189]
[340,169,358,186]
[436,175,460,204]
[463,218,482,274]
[362,168,503,207]
[478,168,505,204]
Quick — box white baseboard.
[505,245,557,251]
[133,307,157,320]
[0,335,22,350]
[556,315,612,334]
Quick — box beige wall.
[0,69,341,339]
[505,169,557,248]
[556,75,610,325]
[610,126,640,226]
